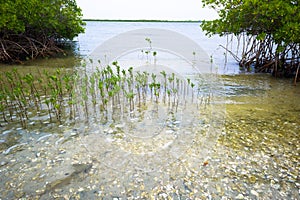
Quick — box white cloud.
[76,0,218,20]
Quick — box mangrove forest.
[0,0,85,63]
[201,0,300,82]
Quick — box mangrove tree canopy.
[0,0,85,63]
[201,0,300,78]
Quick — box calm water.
[0,21,299,199]
[76,21,239,74]
[0,21,238,73]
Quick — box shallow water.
[0,22,299,199]
[221,74,300,199]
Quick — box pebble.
[236,194,244,199]
[159,193,168,199]
[165,130,174,134]
[70,132,77,136]
[272,184,280,190]
[250,190,259,197]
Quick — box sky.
[76,0,218,21]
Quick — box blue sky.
[76,0,218,20]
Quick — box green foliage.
[0,64,198,127]
[0,0,85,62]
[0,0,85,39]
[200,0,300,45]
[201,0,300,78]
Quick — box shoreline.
[83,19,202,23]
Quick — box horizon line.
[82,19,204,23]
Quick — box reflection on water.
[0,22,299,199]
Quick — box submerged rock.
[39,162,93,198]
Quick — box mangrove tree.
[201,0,300,81]
[0,0,85,63]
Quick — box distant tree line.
[201,0,300,81]
[0,0,85,63]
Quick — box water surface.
[0,21,299,199]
